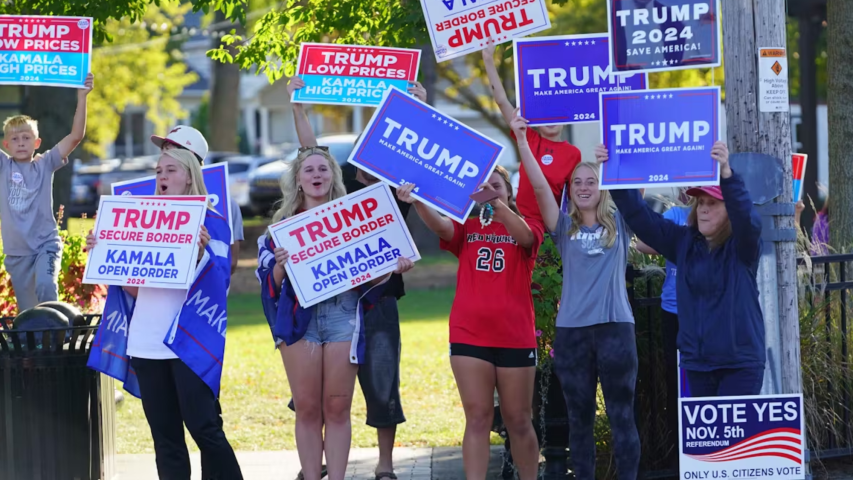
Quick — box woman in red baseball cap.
[597,142,766,398]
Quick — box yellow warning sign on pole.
[758,47,789,113]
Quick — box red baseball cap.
[686,185,723,201]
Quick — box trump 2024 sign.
[293,43,421,107]
[513,33,648,126]
[679,394,805,480]
[348,86,504,223]
[268,183,420,308]
[599,86,721,190]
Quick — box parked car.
[68,160,120,217]
[97,155,159,197]
[208,154,279,215]
[249,134,359,217]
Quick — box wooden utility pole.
[722,0,802,393]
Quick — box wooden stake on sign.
[722,0,802,394]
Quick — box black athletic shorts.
[450,343,537,368]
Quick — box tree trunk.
[22,86,77,229]
[722,0,801,394]
[828,0,853,252]
[208,10,242,153]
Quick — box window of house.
[114,111,146,158]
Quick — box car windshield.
[228,163,251,173]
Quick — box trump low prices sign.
[599,86,721,190]
[0,15,92,88]
[293,43,420,106]
[680,394,805,480]
[83,196,206,289]
[348,87,504,223]
[419,0,551,62]
[268,183,420,308]
[514,33,648,125]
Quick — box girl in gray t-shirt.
[510,111,639,480]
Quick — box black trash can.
[0,315,116,480]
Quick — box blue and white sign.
[347,86,504,223]
[679,394,805,480]
[607,0,723,74]
[599,86,721,190]
[111,163,233,243]
[513,33,648,125]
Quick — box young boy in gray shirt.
[0,73,94,311]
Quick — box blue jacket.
[610,172,765,372]
[257,235,387,364]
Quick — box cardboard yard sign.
[83,196,207,290]
[679,394,806,480]
[513,33,648,126]
[111,163,234,244]
[268,183,420,308]
[606,0,723,74]
[792,153,807,202]
[292,43,421,107]
[0,15,92,88]
[347,86,504,223]
[419,0,551,63]
[599,86,722,190]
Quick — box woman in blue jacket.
[257,147,413,480]
[597,142,765,397]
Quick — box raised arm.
[396,183,454,242]
[56,73,93,161]
[482,183,534,249]
[286,76,318,148]
[713,142,762,263]
[511,110,559,231]
[482,48,515,125]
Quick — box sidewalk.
[116,446,505,480]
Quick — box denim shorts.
[303,290,359,344]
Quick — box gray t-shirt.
[552,209,634,328]
[0,147,65,256]
[229,199,244,243]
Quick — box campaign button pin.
[541,154,554,166]
[11,172,23,184]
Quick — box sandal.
[375,473,398,480]
[296,465,328,480]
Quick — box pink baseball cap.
[686,185,723,201]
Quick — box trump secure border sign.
[292,43,421,107]
[268,183,420,308]
[0,15,92,88]
[347,86,504,223]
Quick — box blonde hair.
[271,148,346,223]
[688,200,732,250]
[566,162,618,249]
[3,115,38,138]
[158,148,210,199]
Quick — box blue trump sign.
[347,86,504,223]
[111,163,233,242]
[599,86,721,190]
[607,0,723,74]
[514,33,648,126]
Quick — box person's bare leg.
[322,342,359,480]
[375,427,396,478]
[281,340,324,480]
[450,356,497,480]
[496,366,539,480]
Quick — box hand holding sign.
[509,108,529,138]
[197,225,210,262]
[287,76,306,101]
[408,81,427,102]
[79,72,94,97]
[710,141,731,178]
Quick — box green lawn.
[116,288,472,454]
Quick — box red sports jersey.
[440,217,544,349]
[512,128,582,221]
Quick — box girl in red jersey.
[396,166,543,480]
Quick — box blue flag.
[86,209,232,397]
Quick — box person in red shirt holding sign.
[396,166,542,480]
[482,48,582,221]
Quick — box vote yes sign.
[607,0,722,74]
[83,196,207,290]
[111,163,234,243]
[679,394,805,480]
[599,86,721,190]
[419,0,551,63]
[293,43,421,106]
[514,33,648,126]
[268,183,420,308]
[0,15,92,88]
[348,86,504,223]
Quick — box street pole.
[722,0,802,394]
